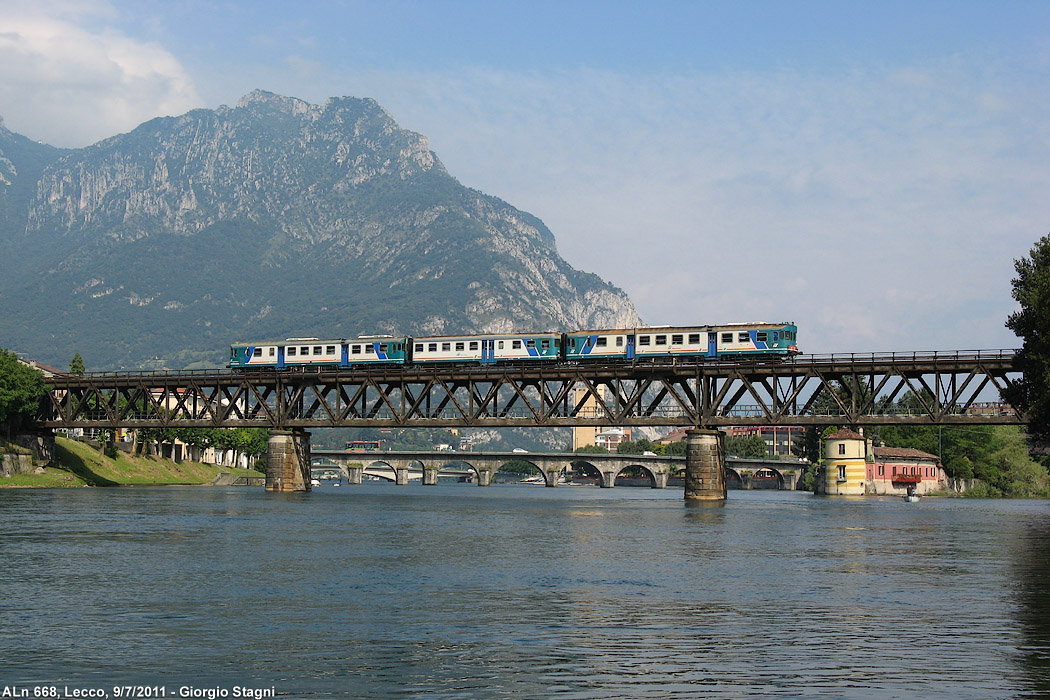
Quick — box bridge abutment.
[266,430,312,492]
[684,429,726,501]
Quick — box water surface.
[2,485,1049,699]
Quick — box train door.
[481,339,495,364]
[341,344,349,367]
[277,346,286,369]
[626,335,636,360]
[707,332,718,358]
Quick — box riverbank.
[0,436,264,487]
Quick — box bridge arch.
[614,462,660,488]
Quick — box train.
[228,322,799,369]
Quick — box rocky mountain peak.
[0,92,641,370]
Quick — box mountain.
[0,91,640,370]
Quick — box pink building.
[867,446,946,495]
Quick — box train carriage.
[411,332,562,364]
[229,336,409,369]
[564,322,798,362]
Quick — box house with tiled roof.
[868,445,944,495]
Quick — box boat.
[903,486,920,502]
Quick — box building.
[820,428,947,496]
[821,428,868,495]
[868,446,945,496]
[722,425,805,457]
[594,428,632,452]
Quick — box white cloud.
[0,0,201,146]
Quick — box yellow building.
[572,387,604,450]
[822,428,869,495]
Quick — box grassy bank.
[0,437,264,488]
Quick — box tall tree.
[69,353,85,376]
[0,349,47,437]
[1004,234,1050,445]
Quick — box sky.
[1,0,1048,354]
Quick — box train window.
[326,346,335,355]
[526,340,536,349]
[655,335,667,345]
[671,334,683,345]
[555,339,561,348]
[540,340,550,349]
[688,334,700,344]
[365,345,374,354]
[456,342,465,351]
[595,337,607,347]
[269,347,276,356]
[442,342,451,351]
[469,341,479,350]
[380,344,389,352]
[415,344,423,352]
[288,347,297,356]
[428,343,437,352]
[616,336,624,347]
[738,332,749,342]
[757,332,767,342]
[301,346,310,355]
[785,331,793,340]
[513,340,522,349]
[639,336,651,346]
[352,345,361,354]
[721,333,732,343]
[498,341,505,349]
[313,346,322,355]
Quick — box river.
[2,485,1049,699]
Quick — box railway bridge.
[36,350,1022,500]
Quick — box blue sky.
[1,0,1048,354]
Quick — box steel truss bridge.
[39,350,1022,430]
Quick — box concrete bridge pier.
[477,468,493,486]
[266,430,312,492]
[347,466,363,485]
[651,472,670,489]
[599,471,617,488]
[423,467,439,485]
[395,467,410,486]
[684,429,726,501]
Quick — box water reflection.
[1013,515,1050,697]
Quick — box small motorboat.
[903,486,920,502]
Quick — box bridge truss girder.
[39,351,1022,430]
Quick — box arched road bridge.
[311,449,804,489]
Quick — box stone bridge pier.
[266,429,312,492]
[684,428,726,501]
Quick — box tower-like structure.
[822,428,868,495]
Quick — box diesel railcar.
[228,322,798,369]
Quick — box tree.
[69,353,85,376]
[725,434,768,458]
[1004,234,1050,446]
[0,349,47,437]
